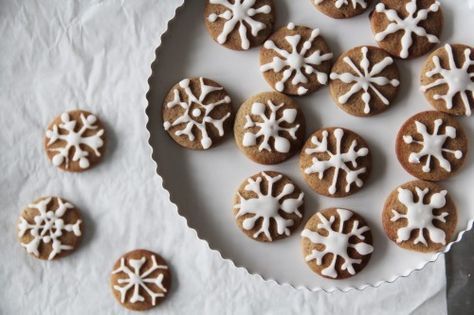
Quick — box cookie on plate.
[260,23,333,96]
[204,0,275,50]
[301,208,374,279]
[382,180,457,252]
[396,111,467,181]
[370,0,443,59]
[234,91,306,164]
[233,171,304,242]
[330,45,400,116]
[420,43,474,117]
[311,0,372,19]
[162,77,233,150]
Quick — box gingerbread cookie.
[162,77,233,150]
[382,180,457,252]
[45,110,105,172]
[260,23,333,96]
[396,111,467,181]
[370,0,443,59]
[233,171,304,242]
[420,43,474,117]
[330,45,400,116]
[204,0,275,50]
[110,249,171,311]
[301,208,374,279]
[312,0,372,19]
[299,127,371,197]
[17,196,82,260]
[234,92,305,164]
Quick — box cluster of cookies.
[163,0,473,280]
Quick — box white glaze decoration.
[314,0,367,10]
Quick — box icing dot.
[192,108,201,117]
[87,115,97,124]
[61,113,70,122]
[163,121,171,130]
[287,22,295,30]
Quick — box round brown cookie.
[330,45,400,117]
[260,23,334,96]
[299,127,371,197]
[162,77,233,150]
[420,43,474,117]
[382,180,457,252]
[204,0,275,50]
[110,249,172,311]
[311,0,372,19]
[370,0,443,59]
[234,92,306,164]
[233,171,304,242]
[45,110,105,172]
[396,111,467,181]
[301,208,374,279]
[17,196,82,260]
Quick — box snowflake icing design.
[46,112,104,170]
[374,0,440,59]
[242,100,300,153]
[314,0,367,9]
[330,46,400,114]
[301,208,374,279]
[391,186,449,246]
[207,0,272,50]
[304,128,369,195]
[163,77,231,149]
[260,23,333,95]
[421,44,474,116]
[18,197,82,260]
[112,255,168,306]
[234,172,304,241]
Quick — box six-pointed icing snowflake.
[374,0,440,59]
[391,186,449,246]
[46,112,104,170]
[18,197,82,260]
[112,255,168,306]
[403,119,463,173]
[304,128,369,195]
[421,44,474,116]
[314,0,367,9]
[242,100,300,153]
[330,46,400,114]
[163,77,231,149]
[260,23,333,95]
[301,208,374,279]
[234,172,304,241]
[207,0,272,50]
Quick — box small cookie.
[110,249,171,311]
[17,196,82,260]
[299,127,371,197]
[234,92,306,164]
[396,111,467,181]
[330,45,400,116]
[260,23,333,96]
[162,77,233,150]
[382,180,457,252]
[312,0,372,19]
[420,43,474,117]
[204,0,275,50]
[45,110,105,172]
[233,171,304,242]
[301,208,374,279]
[370,0,443,59]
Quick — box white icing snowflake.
[207,0,272,50]
[421,44,474,116]
[112,255,168,306]
[242,100,300,153]
[18,197,82,260]
[304,128,369,195]
[391,186,449,246]
[260,23,333,95]
[46,112,104,170]
[301,208,374,279]
[314,0,367,9]
[234,172,304,241]
[330,46,400,114]
[374,0,440,59]
[163,77,231,149]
